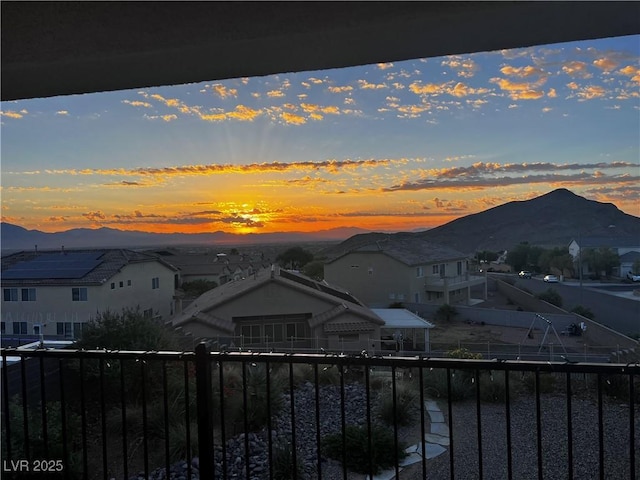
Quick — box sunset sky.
[1,34,638,235]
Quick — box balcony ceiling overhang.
[2,1,639,101]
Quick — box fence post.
[195,342,214,478]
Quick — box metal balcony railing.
[1,345,638,480]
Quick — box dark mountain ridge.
[2,189,638,255]
[324,189,640,257]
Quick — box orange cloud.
[123,100,152,108]
[593,57,618,72]
[357,80,387,90]
[210,84,238,99]
[619,65,640,85]
[327,85,353,93]
[442,56,479,78]
[281,112,307,125]
[576,85,606,100]
[267,89,285,98]
[561,61,592,78]
[377,62,394,70]
[409,81,449,95]
[1,110,26,119]
[500,65,545,78]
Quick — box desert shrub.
[288,363,341,386]
[435,303,458,322]
[376,381,418,426]
[221,363,285,432]
[571,305,594,320]
[423,368,476,401]
[520,372,557,394]
[446,347,483,359]
[271,440,305,479]
[3,398,82,478]
[322,425,408,474]
[536,288,563,308]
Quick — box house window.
[13,322,27,335]
[439,264,445,277]
[111,282,115,289]
[414,293,420,302]
[264,324,283,342]
[416,267,424,277]
[432,265,439,275]
[72,287,88,301]
[21,288,36,301]
[457,261,462,275]
[119,281,124,288]
[0,322,5,334]
[33,324,41,335]
[3,288,18,302]
[241,325,261,344]
[152,277,160,289]
[127,280,132,286]
[56,322,72,337]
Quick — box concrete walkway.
[368,399,449,480]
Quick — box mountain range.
[2,189,639,254]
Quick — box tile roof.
[327,236,468,266]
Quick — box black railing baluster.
[629,371,635,480]
[475,368,483,480]
[340,363,347,479]
[366,365,374,479]
[242,361,250,480]
[289,361,298,480]
[447,367,455,480]
[391,365,400,478]
[38,356,48,459]
[59,358,70,480]
[20,357,30,463]
[418,365,426,479]
[505,371,513,480]
[597,374,604,480]
[566,372,573,479]
[535,371,543,480]
[314,363,322,480]
[140,358,149,479]
[183,359,193,480]
[266,359,274,480]
[79,357,88,478]
[162,361,170,480]
[195,343,214,480]
[120,359,128,480]
[218,360,228,480]
[99,358,108,480]
[2,349,12,461]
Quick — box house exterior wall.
[1,261,177,338]
[325,252,474,307]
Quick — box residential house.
[569,235,640,278]
[323,236,486,307]
[170,266,392,353]
[1,249,179,340]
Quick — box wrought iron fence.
[1,345,638,480]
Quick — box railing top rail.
[1,347,638,374]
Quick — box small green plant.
[271,440,305,479]
[571,305,594,320]
[435,304,459,322]
[322,425,408,474]
[536,288,563,308]
[376,381,418,426]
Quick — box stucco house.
[1,248,179,340]
[323,236,486,307]
[170,266,397,353]
[569,235,640,278]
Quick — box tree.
[276,246,314,269]
[435,303,458,322]
[538,247,574,277]
[583,247,620,279]
[476,250,498,263]
[76,307,179,351]
[506,242,544,272]
[302,260,324,281]
[535,288,563,308]
[182,279,218,297]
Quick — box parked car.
[627,271,640,282]
[543,274,559,283]
[518,270,532,279]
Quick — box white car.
[543,274,559,283]
[627,271,640,282]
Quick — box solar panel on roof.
[2,252,105,280]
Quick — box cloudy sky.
[1,34,638,235]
